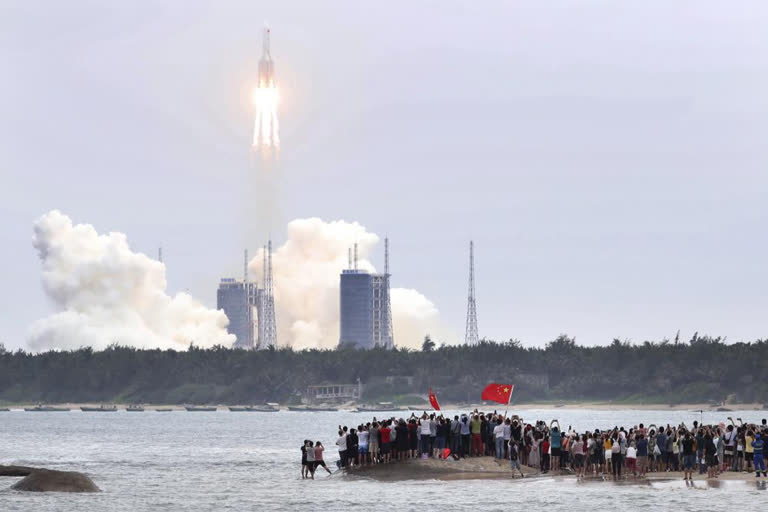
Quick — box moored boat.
[80,404,117,412]
[356,402,404,412]
[184,406,217,412]
[24,405,70,412]
[154,408,173,412]
[126,405,145,412]
[228,405,278,412]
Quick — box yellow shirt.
[746,435,754,454]
[604,439,612,450]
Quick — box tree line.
[0,333,766,405]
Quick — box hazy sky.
[2,1,768,351]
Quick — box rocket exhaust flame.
[253,86,279,150]
[253,26,279,152]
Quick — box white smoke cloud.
[250,217,447,350]
[28,210,235,351]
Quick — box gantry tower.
[259,240,277,349]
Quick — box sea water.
[1,408,766,511]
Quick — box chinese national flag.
[481,383,514,404]
[429,388,440,411]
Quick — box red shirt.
[542,440,550,453]
[380,427,391,443]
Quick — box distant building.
[339,271,393,349]
[305,382,362,404]
[216,278,261,349]
[339,270,374,348]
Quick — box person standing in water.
[300,440,309,479]
[314,441,332,475]
[305,440,316,479]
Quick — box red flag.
[481,383,514,404]
[428,388,440,411]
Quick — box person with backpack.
[305,440,317,479]
[450,415,461,456]
[682,431,695,481]
[636,433,649,477]
[509,437,525,478]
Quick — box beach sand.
[346,456,767,487]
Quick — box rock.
[1,465,99,492]
[0,465,35,477]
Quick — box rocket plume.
[28,211,235,351]
[248,218,448,350]
[253,26,279,152]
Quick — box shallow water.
[1,408,765,511]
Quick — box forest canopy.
[0,334,766,406]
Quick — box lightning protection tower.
[464,240,479,346]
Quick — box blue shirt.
[550,430,561,449]
[636,438,648,456]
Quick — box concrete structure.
[339,239,394,349]
[339,270,374,348]
[305,381,362,404]
[217,245,276,350]
[217,278,260,349]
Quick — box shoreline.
[502,401,767,412]
[346,456,767,485]
[1,401,765,412]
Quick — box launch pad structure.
[339,239,394,350]
[217,243,277,350]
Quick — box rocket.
[258,26,275,88]
[253,24,279,150]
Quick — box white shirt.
[494,424,504,439]
[336,435,347,451]
[626,446,637,459]
[421,420,432,435]
[358,431,369,447]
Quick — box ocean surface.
[1,408,766,511]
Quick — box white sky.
[2,0,768,350]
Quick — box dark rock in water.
[1,465,99,492]
[0,465,35,477]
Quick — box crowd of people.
[304,411,768,480]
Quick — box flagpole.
[504,387,512,418]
